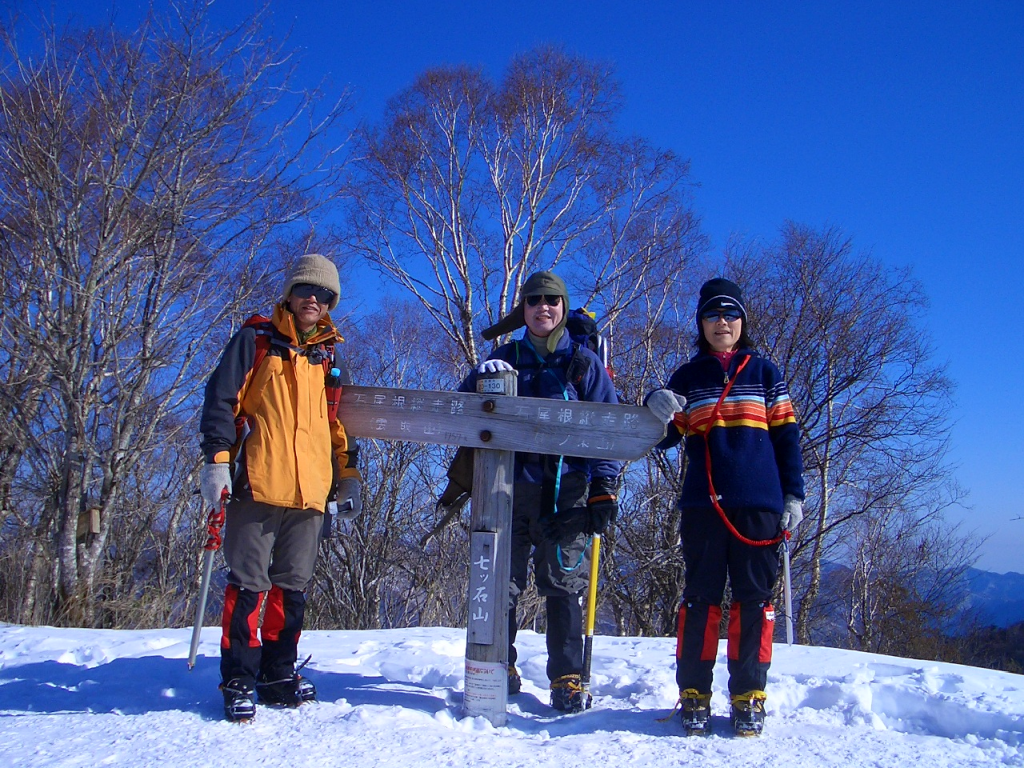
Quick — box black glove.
[585,476,619,535]
[540,507,588,543]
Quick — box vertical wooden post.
[463,369,516,725]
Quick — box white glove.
[333,477,362,520]
[476,359,514,374]
[646,389,687,424]
[781,495,804,531]
[199,463,232,510]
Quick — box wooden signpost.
[335,383,664,462]
[336,377,666,726]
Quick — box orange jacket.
[200,304,359,512]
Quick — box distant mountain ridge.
[963,568,1024,628]
[806,564,1024,647]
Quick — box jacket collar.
[272,303,343,346]
[691,346,756,364]
[520,327,572,358]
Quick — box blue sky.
[55,1,1024,572]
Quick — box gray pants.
[509,471,590,680]
[222,497,323,592]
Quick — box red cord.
[698,355,783,548]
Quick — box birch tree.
[347,46,704,371]
[0,5,352,626]
[725,223,967,644]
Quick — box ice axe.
[188,487,228,670]
[579,534,601,703]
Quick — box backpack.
[234,315,343,442]
[564,307,613,384]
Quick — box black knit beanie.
[696,278,746,324]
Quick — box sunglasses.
[526,294,562,307]
[291,283,336,305]
[701,310,742,323]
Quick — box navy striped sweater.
[655,349,804,513]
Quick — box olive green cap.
[481,271,569,353]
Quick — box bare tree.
[346,46,704,370]
[606,224,972,654]
[307,302,470,630]
[0,5,352,626]
[339,46,706,640]
[840,498,977,657]
[597,296,694,636]
[725,223,969,645]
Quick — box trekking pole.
[580,534,602,698]
[188,488,228,670]
[782,531,795,645]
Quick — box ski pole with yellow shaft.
[579,534,601,703]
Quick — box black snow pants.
[508,472,590,682]
[675,505,780,696]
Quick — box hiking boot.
[256,673,317,707]
[549,674,592,713]
[221,678,256,722]
[730,690,767,736]
[680,688,712,736]
[508,665,522,695]
[296,674,317,702]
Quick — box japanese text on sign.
[468,532,497,645]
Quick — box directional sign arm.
[336,385,666,462]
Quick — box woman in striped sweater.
[645,277,805,737]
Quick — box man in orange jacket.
[199,253,360,722]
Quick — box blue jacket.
[460,331,621,484]
[655,348,804,513]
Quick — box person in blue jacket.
[459,270,620,713]
[645,277,805,737]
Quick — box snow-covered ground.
[0,623,1020,767]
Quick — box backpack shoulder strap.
[241,315,275,379]
[234,315,274,441]
[320,343,343,423]
[565,341,590,390]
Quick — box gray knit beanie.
[281,253,341,310]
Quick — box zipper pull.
[724,372,729,384]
